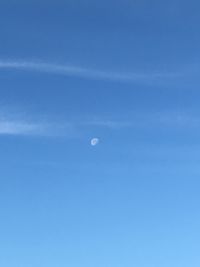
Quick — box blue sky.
[0,1,200,266]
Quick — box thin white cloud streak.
[1,111,200,137]
[0,120,45,135]
[84,112,200,130]
[84,119,132,128]
[0,117,73,137]
[0,60,176,82]
[0,118,131,137]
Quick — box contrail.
[0,60,174,82]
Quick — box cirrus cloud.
[0,59,176,83]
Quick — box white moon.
[91,138,99,146]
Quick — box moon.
[91,138,99,146]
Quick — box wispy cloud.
[0,120,45,136]
[83,119,132,128]
[0,119,78,137]
[0,112,74,137]
[0,59,175,83]
[1,109,200,138]
[0,108,131,137]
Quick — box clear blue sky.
[0,1,200,266]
